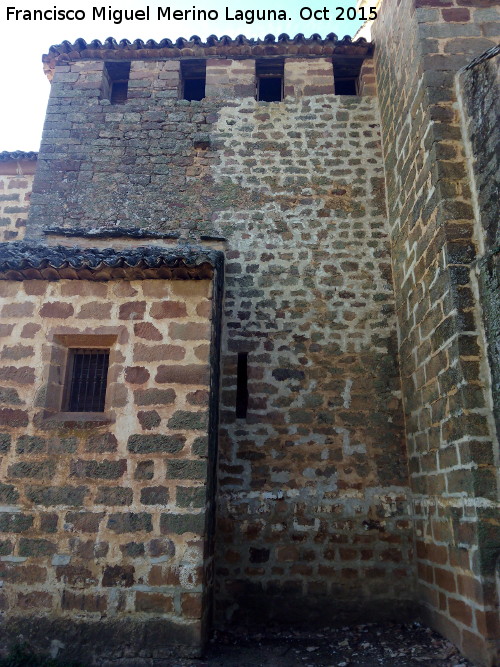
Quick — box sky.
[0,0,366,151]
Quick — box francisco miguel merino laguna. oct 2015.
[5,5,377,24]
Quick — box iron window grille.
[65,348,110,412]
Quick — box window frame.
[62,347,111,413]
[41,332,119,426]
[181,60,207,101]
[103,61,131,105]
[256,59,284,102]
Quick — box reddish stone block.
[417,561,434,584]
[138,410,161,430]
[195,344,210,362]
[17,592,52,609]
[65,512,105,532]
[40,302,74,318]
[475,609,499,636]
[380,548,403,563]
[434,567,456,592]
[448,597,473,627]
[187,389,209,406]
[23,282,48,296]
[118,301,146,320]
[196,300,212,318]
[456,573,486,604]
[133,343,185,362]
[135,591,174,613]
[169,322,211,341]
[0,408,29,427]
[456,0,496,5]
[415,0,453,8]
[61,590,107,613]
[55,565,97,587]
[21,323,41,338]
[61,282,108,298]
[125,366,150,384]
[148,565,180,586]
[102,564,135,587]
[0,324,14,337]
[77,302,112,319]
[276,546,299,561]
[155,364,209,385]
[150,301,187,318]
[140,280,170,298]
[134,322,163,341]
[181,592,203,619]
[442,7,470,20]
[1,344,34,360]
[112,282,138,298]
[1,302,34,318]
[0,563,46,584]
[416,541,449,565]
[461,629,491,666]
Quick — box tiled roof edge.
[0,151,38,162]
[0,242,223,276]
[43,226,181,240]
[43,33,372,70]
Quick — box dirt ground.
[196,623,474,667]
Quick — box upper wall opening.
[332,56,364,95]
[181,59,206,101]
[103,61,131,104]
[256,59,284,102]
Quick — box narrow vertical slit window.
[67,349,110,412]
[181,60,206,101]
[236,352,249,419]
[104,61,131,104]
[256,59,284,102]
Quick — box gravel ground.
[194,623,474,667]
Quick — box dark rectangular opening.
[236,352,249,419]
[256,59,284,102]
[104,61,131,105]
[67,349,110,412]
[182,60,206,101]
[335,78,358,95]
[333,56,363,96]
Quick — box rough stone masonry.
[0,1,498,665]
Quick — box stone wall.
[0,275,217,661]
[372,1,500,664]
[0,155,36,243]
[211,95,414,625]
[457,47,500,441]
[24,50,417,627]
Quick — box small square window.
[65,349,110,412]
[332,56,363,96]
[103,62,131,105]
[256,59,284,102]
[181,60,206,101]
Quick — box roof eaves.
[0,242,223,281]
[43,33,373,75]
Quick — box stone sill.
[40,412,115,429]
